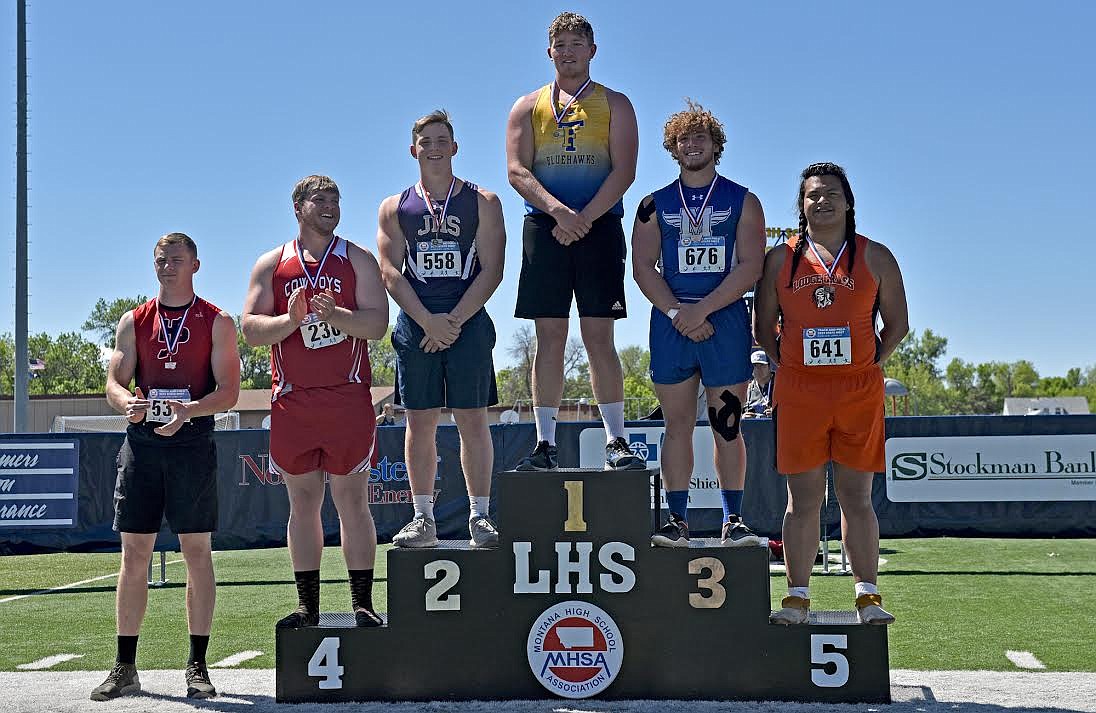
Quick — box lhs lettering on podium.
[513,541,636,594]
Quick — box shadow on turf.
[0,578,387,597]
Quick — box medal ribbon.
[157,296,195,359]
[418,177,456,234]
[677,175,720,230]
[295,236,338,290]
[804,234,848,279]
[551,77,592,126]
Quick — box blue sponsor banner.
[0,439,80,529]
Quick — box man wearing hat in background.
[744,350,774,417]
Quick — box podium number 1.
[563,480,587,532]
[308,637,344,690]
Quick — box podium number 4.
[308,637,344,690]
[425,560,461,611]
[810,634,849,687]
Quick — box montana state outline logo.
[527,601,623,699]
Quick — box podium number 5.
[810,634,849,687]
[687,557,726,608]
[308,637,344,690]
[425,560,461,611]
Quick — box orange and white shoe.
[855,593,895,625]
[770,595,810,625]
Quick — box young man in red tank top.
[242,176,389,629]
[93,233,240,701]
[754,163,909,626]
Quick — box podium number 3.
[688,557,727,609]
[563,480,587,532]
[425,560,461,611]
[308,637,344,690]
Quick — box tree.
[234,317,272,390]
[83,296,149,347]
[619,344,657,417]
[2,332,107,395]
[888,328,948,379]
[369,327,396,387]
[0,334,14,395]
[496,324,590,404]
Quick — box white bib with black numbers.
[677,234,726,274]
[802,326,852,366]
[299,312,346,350]
[146,388,191,424]
[415,239,462,278]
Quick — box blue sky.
[1,1,1093,378]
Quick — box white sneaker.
[468,515,499,548]
[856,594,895,625]
[769,595,810,625]
[392,515,438,548]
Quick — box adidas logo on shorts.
[611,301,623,311]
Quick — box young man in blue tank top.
[631,102,767,548]
[377,110,506,549]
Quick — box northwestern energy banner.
[886,434,1096,502]
[0,439,80,528]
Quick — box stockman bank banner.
[886,434,1096,502]
[579,426,723,508]
[0,439,80,528]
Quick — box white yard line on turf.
[16,654,84,670]
[210,651,264,668]
[0,559,185,604]
[1005,650,1047,669]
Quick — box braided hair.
[786,162,857,287]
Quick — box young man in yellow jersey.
[506,11,642,471]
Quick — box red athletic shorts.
[772,365,885,474]
[269,382,377,477]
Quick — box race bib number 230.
[300,313,346,350]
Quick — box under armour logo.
[691,194,704,201]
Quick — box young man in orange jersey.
[377,110,506,549]
[754,163,909,625]
[506,11,642,471]
[242,176,389,629]
[93,233,240,701]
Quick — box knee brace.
[708,390,742,442]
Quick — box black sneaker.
[354,607,384,627]
[276,607,319,628]
[185,661,217,699]
[605,437,645,470]
[651,512,689,547]
[515,441,558,471]
[90,662,141,701]
[721,515,762,547]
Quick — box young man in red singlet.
[242,175,389,629]
[93,233,240,701]
[754,163,909,626]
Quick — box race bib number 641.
[803,326,852,366]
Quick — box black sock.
[348,569,374,612]
[188,634,210,665]
[294,570,321,614]
[117,635,138,665]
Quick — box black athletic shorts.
[514,212,628,319]
[113,433,218,534]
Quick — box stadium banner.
[886,434,1096,502]
[0,438,80,529]
[2,414,1096,554]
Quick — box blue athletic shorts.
[392,308,498,410]
[649,301,752,387]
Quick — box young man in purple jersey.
[377,110,506,548]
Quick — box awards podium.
[276,467,890,703]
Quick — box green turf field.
[0,538,1092,673]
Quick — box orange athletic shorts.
[772,365,885,474]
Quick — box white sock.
[534,407,558,445]
[855,581,878,598]
[598,401,625,440]
[413,495,434,520]
[469,496,490,519]
[788,586,810,600]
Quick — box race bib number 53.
[300,313,346,350]
[147,388,191,423]
[803,327,852,366]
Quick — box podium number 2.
[563,480,587,532]
[687,557,727,609]
[810,634,849,687]
[308,637,344,690]
[425,560,461,611]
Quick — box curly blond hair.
[662,100,727,165]
[548,12,594,45]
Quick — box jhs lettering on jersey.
[415,214,461,238]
